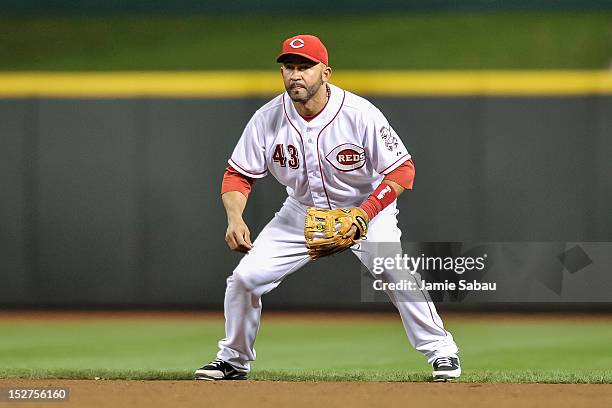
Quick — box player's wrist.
[226,211,245,223]
[359,183,397,220]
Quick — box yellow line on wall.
[0,71,611,97]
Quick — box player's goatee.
[287,81,322,103]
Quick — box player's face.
[281,56,329,103]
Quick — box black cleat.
[194,359,247,381]
[432,356,461,382]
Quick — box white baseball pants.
[216,197,458,371]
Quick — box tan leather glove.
[304,207,369,259]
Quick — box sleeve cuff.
[228,158,268,179]
[379,153,412,175]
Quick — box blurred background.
[1,1,611,310]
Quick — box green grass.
[0,12,611,70]
[0,317,611,383]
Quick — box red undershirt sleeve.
[383,159,415,190]
[221,165,255,199]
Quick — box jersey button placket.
[303,127,326,207]
[306,128,313,143]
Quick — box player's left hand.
[342,225,359,240]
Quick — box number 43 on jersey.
[272,143,300,169]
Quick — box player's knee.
[228,269,254,292]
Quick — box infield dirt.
[1,379,611,408]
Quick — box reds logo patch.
[325,144,366,171]
[289,38,305,48]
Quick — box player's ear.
[322,64,332,82]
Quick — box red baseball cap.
[276,34,329,66]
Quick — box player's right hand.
[225,219,253,253]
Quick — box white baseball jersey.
[228,83,412,208]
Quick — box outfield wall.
[1,89,610,308]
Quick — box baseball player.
[195,34,460,381]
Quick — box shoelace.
[436,357,453,368]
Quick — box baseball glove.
[304,207,369,259]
